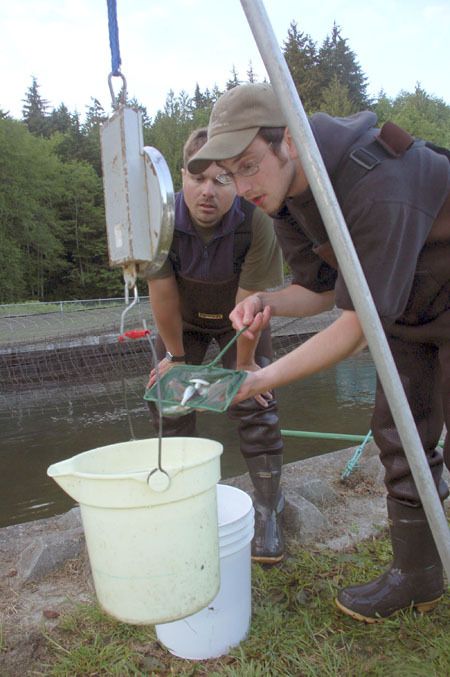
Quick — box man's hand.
[229,294,271,340]
[147,356,184,389]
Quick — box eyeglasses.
[215,143,273,185]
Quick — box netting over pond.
[0,298,341,414]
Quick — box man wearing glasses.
[188,83,450,622]
[144,127,286,564]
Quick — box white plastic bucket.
[156,483,254,659]
[47,437,223,624]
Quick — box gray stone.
[359,455,385,486]
[19,527,85,582]
[283,490,328,543]
[55,507,82,530]
[295,478,340,509]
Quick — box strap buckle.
[349,147,381,171]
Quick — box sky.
[1,0,449,122]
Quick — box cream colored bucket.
[47,437,223,624]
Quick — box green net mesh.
[143,364,247,415]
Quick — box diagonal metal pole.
[240,0,450,577]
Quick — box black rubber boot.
[245,453,285,564]
[335,497,444,622]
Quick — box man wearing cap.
[188,83,450,622]
[144,127,286,564]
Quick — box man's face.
[182,162,236,228]
[216,132,307,214]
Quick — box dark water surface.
[0,350,375,528]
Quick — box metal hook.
[119,283,138,336]
[108,71,128,109]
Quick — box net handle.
[206,326,248,367]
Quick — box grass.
[33,534,450,677]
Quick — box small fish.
[180,384,196,406]
[180,378,210,406]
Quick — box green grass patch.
[38,536,450,676]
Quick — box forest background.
[1,22,449,304]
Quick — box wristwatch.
[165,351,186,363]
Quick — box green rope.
[341,429,373,480]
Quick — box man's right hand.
[147,357,185,389]
[229,294,271,340]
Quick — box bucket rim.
[216,484,253,528]
[47,437,223,481]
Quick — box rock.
[283,491,328,543]
[18,527,85,582]
[295,478,340,509]
[55,507,81,530]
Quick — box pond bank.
[1,441,448,676]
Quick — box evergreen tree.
[282,21,318,112]
[0,117,67,300]
[79,98,108,175]
[145,90,196,187]
[371,90,393,125]
[246,62,257,83]
[22,77,50,136]
[319,74,356,116]
[49,159,112,298]
[127,97,151,127]
[374,85,450,146]
[48,103,74,135]
[317,23,369,111]
[193,83,207,110]
[226,66,241,90]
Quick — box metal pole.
[240,0,450,576]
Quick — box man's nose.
[201,179,216,196]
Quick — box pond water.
[0,350,375,528]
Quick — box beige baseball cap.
[187,83,286,174]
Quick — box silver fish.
[180,378,210,406]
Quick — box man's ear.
[284,128,298,159]
[181,167,186,184]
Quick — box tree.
[0,118,67,300]
[127,97,151,127]
[371,90,393,125]
[144,90,197,186]
[319,75,356,116]
[317,23,369,111]
[48,160,113,298]
[193,83,207,110]
[374,85,450,146]
[246,62,257,83]
[282,21,318,112]
[79,98,108,175]
[48,103,76,135]
[22,77,50,136]
[226,66,241,91]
